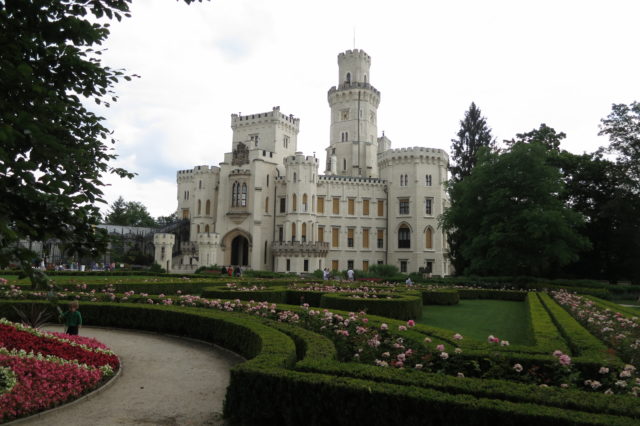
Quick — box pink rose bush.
[0,319,118,422]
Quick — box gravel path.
[20,326,243,426]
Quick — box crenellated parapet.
[231,106,300,133]
[378,147,449,168]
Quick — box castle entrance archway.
[231,235,249,266]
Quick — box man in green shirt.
[59,301,82,335]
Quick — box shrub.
[366,264,399,278]
[319,292,422,320]
[422,290,460,305]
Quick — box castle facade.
[154,50,450,276]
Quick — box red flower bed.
[0,353,102,423]
[0,324,118,369]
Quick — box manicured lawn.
[418,300,534,345]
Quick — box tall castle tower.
[325,49,381,178]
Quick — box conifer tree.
[449,102,497,183]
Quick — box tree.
[555,151,640,283]
[504,123,566,151]
[0,1,202,287]
[449,102,497,183]
[104,197,157,227]
[441,142,589,276]
[598,101,640,187]
[156,212,179,227]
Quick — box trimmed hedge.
[537,293,621,368]
[422,289,460,305]
[527,293,570,354]
[200,286,287,303]
[1,300,637,425]
[457,289,527,301]
[319,292,423,321]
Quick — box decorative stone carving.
[232,142,249,166]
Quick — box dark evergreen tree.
[104,197,157,227]
[449,102,497,183]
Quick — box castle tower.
[153,233,175,273]
[326,49,381,178]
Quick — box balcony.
[271,241,330,257]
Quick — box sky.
[95,0,640,217]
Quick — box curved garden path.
[20,326,243,426]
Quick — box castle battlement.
[284,153,319,166]
[338,49,371,64]
[378,147,449,168]
[231,106,300,130]
[328,82,380,97]
[318,175,386,186]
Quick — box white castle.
[154,49,450,276]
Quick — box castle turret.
[326,49,381,178]
[153,233,175,273]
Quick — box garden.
[0,273,638,425]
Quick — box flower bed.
[0,319,118,422]
[552,290,640,364]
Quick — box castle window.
[283,135,290,148]
[265,197,269,213]
[286,259,290,272]
[398,225,411,249]
[278,226,284,242]
[345,72,351,84]
[205,200,211,215]
[364,74,367,83]
[377,200,384,217]
[267,175,269,187]
[332,260,339,271]
[399,199,410,215]
[425,175,432,186]
[318,227,324,243]
[293,172,297,182]
[363,199,370,216]
[425,198,433,215]
[400,260,408,273]
[291,223,296,242]
[425,227,433,249]
[347,228,354,248]
[197,199,202,215]
[182,209,189,219]
[197,224,200,233]
[332,197,340,215]
[199,180,202,189]
[304,259,309,272]
[341,109,349,121]
[232,182,238,207]
[362,228,370,248]
[302,223,307,242]
[205,224,210,233]
[250,134,259,146]
[264,241,268,264]
[377,229,384,249]
[280,197,286,213]
[317,197,325,214]
[241,183,247,207]
[302,194,308,212]
[363,260,369,271]
[292,193,297,212]
[332,227,340,248]
[348,198,355,215]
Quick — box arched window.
[343,159,347,170]
[346,72,351,84]
[205,224,210,233]
[302,194,308,212]
[265,196,269,213]
[425,227,433,249]
[293,172,297,182]
[405,174,409,186]
[199,180,202,189]
[292,193,297,212]
[398,225,411,249]
[232,182,238,207]
[205,200,211,215]
[197,199,202,215]
[312,195,315,212]
[241,183,247,207]
[197,224,200,233]
[364,74,368,83]
[264,241,268,264]
[267,175,269,187]
[302,223,307,242]
[291,222,296,241]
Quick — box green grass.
[417,300,534,345]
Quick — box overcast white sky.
[95,0,640,217]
